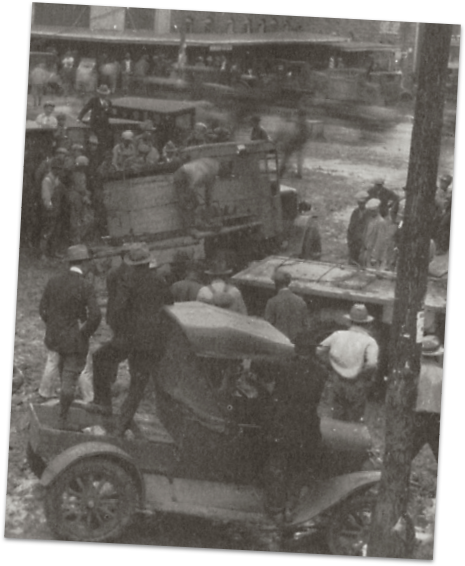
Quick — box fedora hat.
[344,303,374,324]
[204,259,232,277]
[67,244,91,262]
[422,335,444,357]
[96,84,111,96]
[125,244,151,265]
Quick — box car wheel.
[44,458,139,542]
[327,493,376,556]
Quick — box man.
[39,245,101,428]
[112,130,137,171]
[52,113,71,151]
[121,52,134,94]
[264,270,308,341]
[347,191,369,265]
[298,202,322,260]
[277,107,309,179]
[170,261,204,302]
[61,51,75,97]
[36,101,58,128]
[69,155,92,244]
[186,122,208,147]
[197,260,247,315]
[40,156,65,259]
[250,116,270,141]
[412,335,443,461]
[317,303,379,422]
[102,245,173,435]
[134,142,160,169]
[360,198,388,268]
[88,244,138,417]
[367,178,400,218]
[77,84,113,150]
[263,331,330,519]
[29,62,49,107]
[436,173,453,212]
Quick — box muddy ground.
[5,93,453,556]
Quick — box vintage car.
[27,302,380,554]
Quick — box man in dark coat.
[264,270,308,342]
[109,245,173,435]
[263,331,330,518]
[88,244,136,416]
[367,178,400,218]
[39,245,101,427]
[77,84,113,150]
[347,191,369,265]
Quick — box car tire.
[44,457,139,543]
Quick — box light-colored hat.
[366,198,381,211]
[55,147,69,155]
[88,134,99,145]
[67,244,91,262]
[344,303,374,324]
[96,84,111,96]
[43,101,55,108]
[422,335,444,357]
[164,140,176,154]
[125,244,151,265]
[194,122,207,132]
[373,177,385,185]
[122,130,134,141]
[75,155,89,168]
[71,143,84,152]
[355,191,370,202]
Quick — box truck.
[93,140,295,268]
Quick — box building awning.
[31,26,351,47]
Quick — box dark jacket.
[77,96,113,133]
[113,265,174,351]
[105,262,131,332]
[39,269,101,355]
[266,355,329,449]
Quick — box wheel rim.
[58,469,126,539]
[330,498,374,556]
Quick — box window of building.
[34,3,90,27]
[125,7,155,31]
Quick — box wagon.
[28,302,380,553]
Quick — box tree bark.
[368,23,452,558]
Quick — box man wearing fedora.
[264,270,308,342]
[77,84,113,149]
[317,303,379,422]
[197,260,247,315]
[412,335,444,461]
[39,245,101,428]
[106,244,173,435]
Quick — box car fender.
[288,470,381,527]
[40,441,145,503]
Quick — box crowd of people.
[347,174,453,270]
[36,241,443,524]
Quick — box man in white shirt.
[36,101,58,128]
[317,303,379,422]
[197,260,247,315]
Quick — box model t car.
[27,302,380,554]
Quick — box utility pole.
[368,23,452,558]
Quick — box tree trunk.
[368,23,452,558]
